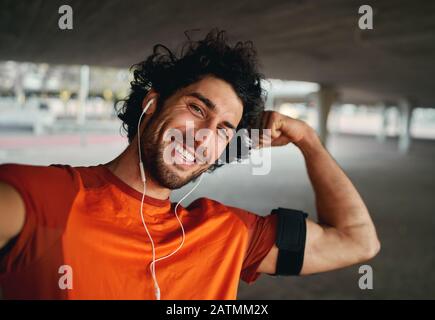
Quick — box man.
[0,29,380,299]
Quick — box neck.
[104,143,171,201]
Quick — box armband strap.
[271,207,308,276]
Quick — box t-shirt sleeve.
[228,205,278,284]
[0,163,80,275]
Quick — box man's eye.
[190,104,204,116]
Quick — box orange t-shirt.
[0,163,277,300]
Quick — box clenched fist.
[257,110,314,148]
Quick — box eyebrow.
[187,92,237,130]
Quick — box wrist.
[295,125,323,156]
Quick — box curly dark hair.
[116,28,266,173]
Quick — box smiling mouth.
[173,141,197,166]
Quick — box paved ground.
[1,132,434,299]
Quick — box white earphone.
[137,98,204,300]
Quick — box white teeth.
[175,143,195,162]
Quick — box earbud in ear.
[142,98,155,115]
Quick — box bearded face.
[139,76,243,190]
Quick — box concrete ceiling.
[1,0,435,107]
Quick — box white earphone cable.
[137,99,204,300]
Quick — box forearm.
[258,112,380,275]
[295,127,378,242]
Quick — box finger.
[270,116,283,140]
[271,135,289,147]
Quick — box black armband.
[272,207,308,276]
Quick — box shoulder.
[0,163,110,190]
[0,162,76,178]
[0,163,83,216]
[186,197,262,230]
[0,163,80,192]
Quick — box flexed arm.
[257,111,380,275]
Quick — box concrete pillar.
[316,85,337,146]
[77,65,90,126]
[14,63,26,108]
[376,103,388,143]
[398,99,413,154]
[78,65,90,146]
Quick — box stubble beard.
[140,126,207,190]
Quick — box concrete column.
[316,85,337,146]
[398,99,413,154]
[14,63,26,108]
[376,103,388,143]
[78,65,90,146]
[77,65,90,126]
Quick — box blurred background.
[1,0,434,299]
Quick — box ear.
[141,90,158,114]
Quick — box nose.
[192,119,219,163]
